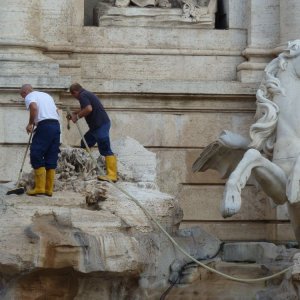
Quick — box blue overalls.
[30,119,61,169]
[81,121,113,156]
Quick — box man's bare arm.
[26,102,38,133]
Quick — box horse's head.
[249,40,300,155]
[283,40,300,57]
[278,40,300,73]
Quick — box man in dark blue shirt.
[69,83,117,182]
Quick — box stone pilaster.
[237,0,280,83]
[0,1,70,182]
[40,0,83,50]
[279,0,300,45]
[0,0,46,61]
[0,0,70,89]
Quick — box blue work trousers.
[81,122,113,156]
[30,120,61,169]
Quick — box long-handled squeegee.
[6,128,34,195]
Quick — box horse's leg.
[285,155,300,244]
[286,154,300,204]
[252,166,288,205]
[222,149,287,218]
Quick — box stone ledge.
[0,61,59,77]
[81,79,258,95]
[0,76,71,89]
[77,27,247,52]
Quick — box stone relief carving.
[115,0,211,9]
[193,40,300,243]
[182,0,216,23]
[94,0,217,27]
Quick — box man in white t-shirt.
[20,84,61,196]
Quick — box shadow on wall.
[84,0,108,26]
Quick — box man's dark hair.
[69,83,83,93]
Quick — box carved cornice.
[0,41,46,51]
[67,47,242,57]
[43,45,243,57]
[242,48,275,59]
[0,76,70,90]
[78,79,258,95]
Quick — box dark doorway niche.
[215,0,228,29]
[84,0,101,26]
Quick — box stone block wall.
[0,0,296,243]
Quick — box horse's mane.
[249,40,300,156]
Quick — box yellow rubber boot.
[98,155,118,182]
[45,169,55,197]
[27,167,46,196]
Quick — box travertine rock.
[0,137,222,299]
[112,136,156,182]
[223,242,288,264]
[1,138,300,298]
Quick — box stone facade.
[0,0,299,243]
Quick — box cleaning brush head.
[6,186,25,195]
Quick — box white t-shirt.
[25,91,59,124]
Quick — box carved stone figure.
[182,0,217,23]
[193,40,300,243]
[94,0,217,28]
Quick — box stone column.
[0,0,71,88]
[279,0,300,45]
[0,1,70,182]
[0,0,47,61]
[237,0,280,83]
[39,0,84,51]
[0,0,41,42]
[39,0,82,82]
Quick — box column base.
[237,48,275,83]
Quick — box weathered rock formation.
[1,137,300,299]
[0,137,222,299]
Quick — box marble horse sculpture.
[193,40,300,242]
